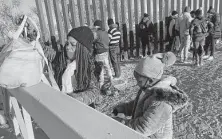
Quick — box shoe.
[203,55,210,59]
[207,56,214,61]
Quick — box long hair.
[74,42,93,92]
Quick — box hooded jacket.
[179,12,193,37]
[114,76,188,139]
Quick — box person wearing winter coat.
[138,13,154,56]
[112,52,188,138]
[190,9,208,66]
[203,6,221,61]
[92,20,113,95]
[168,11,180,52]
[179,7,193,63]
[43,26,118,107]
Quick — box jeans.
[180,35,191,61]
[109,46,121,78]
[205,35,216,56]
[94,52,112,88]
[193,37,205,65]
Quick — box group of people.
[40,16,189,138]
[4,6,222,139]
[167,6,221,66]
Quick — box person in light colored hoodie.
[179,6,193,63]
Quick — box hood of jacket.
[146,86,189,112]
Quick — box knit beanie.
[134,52,176,79]
[67,26,94,53]
[195,9,203,17]
[94,20,102,28]
[108,18,114,26]
[207,6,215,14]
[172,11,178,16]
[184,6,191,13]
[144,13,149,17]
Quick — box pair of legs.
[141,35,153,56]
[204,35,216,57]
[180,35,191,62]
[193,38,205,66]
[94,52,113,88]
[109,46,121,78]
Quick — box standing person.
[112,52,188,138]
[92,20,113,95]
[168,11,180,52]
[138,13,154,57]
[190,9,208,66]
[179,7,193,63]
[203,6,221,60]
[108,18,121,79]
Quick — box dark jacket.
[139,19,154,37]
[190,16,207,40]
[208,13,221,38]
[114,76,188,138]
[93,29,109,55]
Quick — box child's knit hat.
[134,52,176,79]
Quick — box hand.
[112,108,119,116]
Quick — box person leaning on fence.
[168,11,180,53]
[138,13,154,57]
[190,9,208,66]
[203,6,221,61]
[179,6,193,63]
[107,18,121,79]
[43,26,103,107]
[112,52,188,139]
[92,20,114,96]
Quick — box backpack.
[193,20,208,35]
[166,16,173,39]
[212,13,221,38]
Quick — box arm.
[113,100,135,116]
[169,20,175,37]
[127,101,172,136]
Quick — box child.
[112,52,188,138]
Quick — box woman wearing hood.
[112,52,188,138]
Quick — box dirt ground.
[1,52,222,139]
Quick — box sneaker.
[207,56,214,61]
[203,55,210,59]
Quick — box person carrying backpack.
[138,13,154,57]
[203,6,221,61]
[190,9,208,66]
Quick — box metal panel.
[53,0,65,45]
[61,0,70,34]
[9,83,147,139]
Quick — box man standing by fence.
[138,13,154,57]
[108,18,121,79]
